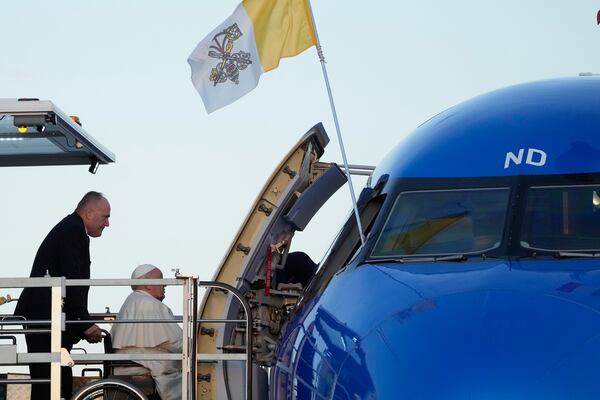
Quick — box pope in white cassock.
[111,264,182,400]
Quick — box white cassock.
[111,290,183,400]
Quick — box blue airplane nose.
[352,289,600,399]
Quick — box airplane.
[199,75,600,399]
[2,76,600,400]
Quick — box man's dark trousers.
[25,330,73,398]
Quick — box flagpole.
[307,1,366,246]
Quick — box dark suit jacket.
[15,213,93,346]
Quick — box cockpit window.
[520,185,600,252]
[371,188,509,258]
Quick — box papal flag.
[188,0,317,113]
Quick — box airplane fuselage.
[272,77,600,399]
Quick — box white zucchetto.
[131,264,158,279]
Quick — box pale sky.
[0,0,599,355]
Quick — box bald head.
[76,191,111,237]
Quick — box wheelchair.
[71,330,160,400]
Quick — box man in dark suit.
[15,191,111,399]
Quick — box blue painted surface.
[372,77,600,180]
[275,260,600,399]
[272,78,600,399]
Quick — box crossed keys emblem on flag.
[208,23,253,86]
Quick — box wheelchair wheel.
[71,378,149,400]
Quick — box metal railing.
[0,275,253,400]
[0,277,64,399]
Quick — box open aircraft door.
[197,123,348,399]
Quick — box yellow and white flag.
[188,0,317,113]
